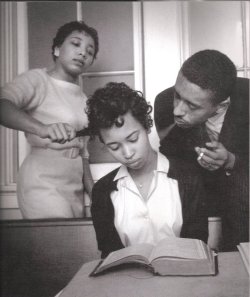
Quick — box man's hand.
[195,141,235,171]
[40,123,76,143]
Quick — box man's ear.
[54,47,60,57]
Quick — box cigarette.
[197,152,204,161]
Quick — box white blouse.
[111,152,183,247]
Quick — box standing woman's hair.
[86,82,153,140]
[51,20,99,61]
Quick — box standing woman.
[0,21,98,219]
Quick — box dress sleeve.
[0,69,46,111]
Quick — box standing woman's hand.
[40,122,76,143]
[0,99,75,144]
[79,136,90,159]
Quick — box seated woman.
[86,82,208,259]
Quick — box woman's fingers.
[44,123,76,143]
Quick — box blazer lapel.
[219,102,235,150]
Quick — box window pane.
[28,2,76,69]
[81,1,134,72]
[188,1,243,68]
[81,74,134,97]
[237,70,250,79]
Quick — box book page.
[149,237,207,262]
[97,243,153,273]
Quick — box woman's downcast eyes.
[107,134,139,151]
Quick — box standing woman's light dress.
[0,68,88,218]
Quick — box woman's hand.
[0,99,77,144]
[40,122,76,143]
[79,136,90,158]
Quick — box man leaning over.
[154,49,249,251]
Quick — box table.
[58,252,249,297]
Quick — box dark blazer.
[91,158,208,258]
[154,77,249,172]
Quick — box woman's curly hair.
[86,82,153,139]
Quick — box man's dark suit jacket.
[154,77,249,251]
[91,159,208,259]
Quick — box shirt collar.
[113,165,129,181]
[113,152,169,182]
[206,97,230,134]
[156,152,170,174]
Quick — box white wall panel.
[189,1,243,68]
[143,1,182,150]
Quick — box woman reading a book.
[86,82,208,259]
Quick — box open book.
[90,237,217,276]
[237,242,249,275]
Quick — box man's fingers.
[200,154,215,166]
[197,152,204,161]
[197,147,218,160]
[205,141,220,149]
[198,156,220,171]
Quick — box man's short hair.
[180,49,237,104]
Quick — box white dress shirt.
[206,97,230,141]
[111,152,183,247]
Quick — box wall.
[188,1,249,76]
[0,2,26,220]
[143,1,182,150]
[28,2,77,70]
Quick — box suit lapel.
[219,100,234,150]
